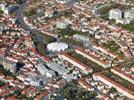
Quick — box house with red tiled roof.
[35,91,49,100]
[75,48,113,68]
[111,67,134,84]
[93,73,134,99]
[78,79,94,91]
[59,52,93,74]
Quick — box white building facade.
[109,9,122,20]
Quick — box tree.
[116,50,124,58]
[125,62,133,69]
[78,91,97,100]
[132,38,134,43]
[108,87,117,94]
[13,90,21,96]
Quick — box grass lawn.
[69,52,104,73]
[0,10,4,15]
[98,3,119,15]
[103,70,134,92]
[122,23,134,32]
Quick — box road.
[16,0,40,35]
[16,0,51,44]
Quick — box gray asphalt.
[16,0,40,35]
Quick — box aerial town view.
[1,0,134,99]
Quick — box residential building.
[58,52,93,74]
[75,48,112,68]
[109,9,122,20]
[93,73,134,99]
